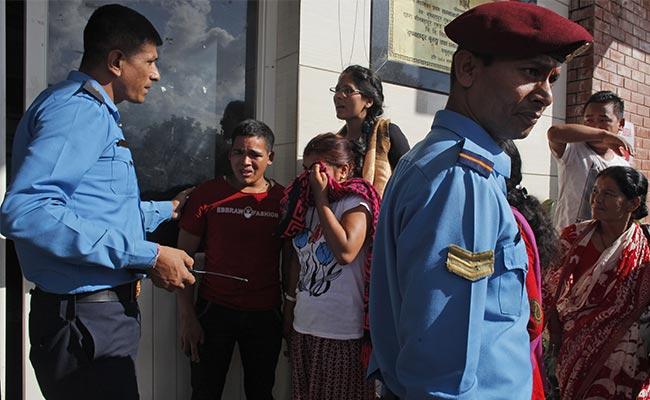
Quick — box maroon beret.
[445,1,593,62]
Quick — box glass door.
[47,0,253,199]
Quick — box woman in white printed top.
[279,133,381,400]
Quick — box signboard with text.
[388,0,491,73]
[371,0,536,94]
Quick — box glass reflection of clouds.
[47,0,248,194]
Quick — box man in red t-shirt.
[177,119,287,399]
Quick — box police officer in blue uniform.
[368,2,593,399]
[0,5,196,399]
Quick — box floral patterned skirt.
[290,331,375,400]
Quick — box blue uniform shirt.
[0,71,172,294]
[369,110,532,399]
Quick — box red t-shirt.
[179,177,285,311]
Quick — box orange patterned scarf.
[339,118,392,197]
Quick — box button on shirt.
[368,110,532,399]
[0,71,171,294]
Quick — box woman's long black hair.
[502,140,559,269]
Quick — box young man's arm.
[281,239,296,300]
[176,230,203,362]
[282,243,299,342]
[547,123,629,158]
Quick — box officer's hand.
[171,187,195,220]
[149,245,196,291]
[180,315,204,363]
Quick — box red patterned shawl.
[543,221,650,399]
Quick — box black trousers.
[29,290,141,400]
[191,300,282,400]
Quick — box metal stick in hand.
[189,269,248,282]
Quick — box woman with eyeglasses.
[331,65,410,196]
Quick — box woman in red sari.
[544,165,650,399]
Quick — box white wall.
[296,0,570,202]
[267,0,300,186]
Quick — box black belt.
[31,281,140,303]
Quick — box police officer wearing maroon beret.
[369,2,592,399]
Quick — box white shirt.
[553,142,628,232]
[292,195,370,340]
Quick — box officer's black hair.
[80,4,162,68]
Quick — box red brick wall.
[568,0,650,171]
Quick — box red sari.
[544,221,650,399]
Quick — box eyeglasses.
[329,86,362,97]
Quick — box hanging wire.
[362,0,369,62]
[338,0,361,70]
